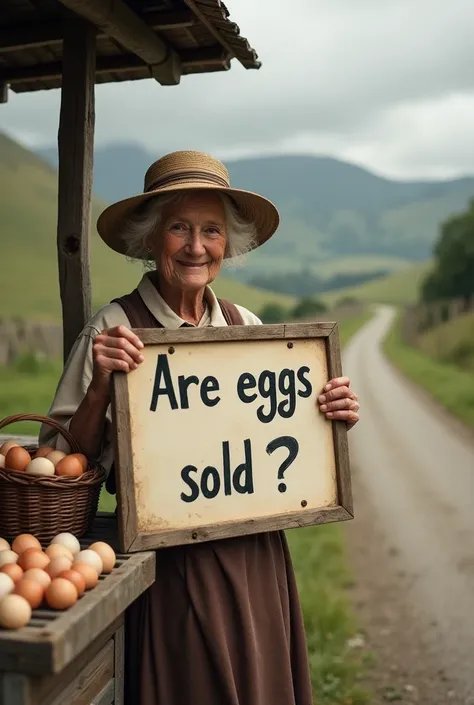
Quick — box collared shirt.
[39,272,262,471]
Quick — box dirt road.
[343,306,474,703]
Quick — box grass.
[323,261,431,307]
[383,310,474,428]
[416,312,474,371]
[0,311,373,703]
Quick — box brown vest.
[105,287,244,495]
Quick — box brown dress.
[111,287,314,705]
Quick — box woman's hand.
[91,325,144,393]
[318,376,359,430]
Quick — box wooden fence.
[400,296,474,345]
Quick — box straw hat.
[97,150,280,258]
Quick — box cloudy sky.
[2,0,474,180]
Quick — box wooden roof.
[0,0,261,95]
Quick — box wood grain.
[56,19,95,363]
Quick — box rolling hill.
[39,143,474,282]
[0,134,294,321]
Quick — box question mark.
[266,436,299,492]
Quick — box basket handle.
[0,414,82,455]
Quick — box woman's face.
[151,192,227,293]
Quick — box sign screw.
[168,346,175,354]
[192,532,198,540]
[301,500,307,508]
[287,342,294,349]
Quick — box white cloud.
[1,0,474,179]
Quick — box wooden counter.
[0,513,156,705]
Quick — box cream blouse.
[39,272,262,471]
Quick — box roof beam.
[2,48,231,85]
[0,10,196,53]
[56,0,181,85]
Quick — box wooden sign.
[112,322,352,553]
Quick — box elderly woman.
[41,151,360,705]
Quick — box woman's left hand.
[318,376,359,430]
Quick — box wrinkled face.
[150,192,227,292]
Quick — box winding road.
[343,306,474,701]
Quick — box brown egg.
[46,556,72,579]
[35,446,55,458]
[71,562,98,590]
[45,578,78,610]
[18,548,50,572]
[13,578,44,609]
[0,440,19,456]
[0,563,23,583]
[58,569,86,597]
[45,544,74,561]
[69,453,88,471]
[0,594,31,629]
[88,542,116,574]
[45,450,67,467]
[55,456,84,478]
[22,568,51,589]
[12,534,42,555]
[5,446,31,473]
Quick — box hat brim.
[96,182,280,259]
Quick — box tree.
[259,303,287,323]
[291,297,327,320]
[421,199,474,302]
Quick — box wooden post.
[57,19,96,363]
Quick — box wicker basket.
[0,414,107,543]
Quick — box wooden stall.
[0,2,261,702]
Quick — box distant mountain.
[39,143,474,280]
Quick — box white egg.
[0,572,15,599]
[0,454,5,469]
[0,538,10,551]
[0,550,19,568]
[25,457,55,477]
[51,533,81,556]
[45,450,67,467]
[75,549,103,575]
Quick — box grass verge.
[0,310,373,704]
[383,309,474,428]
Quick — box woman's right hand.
[91,325,144,393]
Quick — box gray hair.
[118,191,257,267]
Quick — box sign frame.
[111,322,353,553]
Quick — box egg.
[74,549,102,575]
[71,562,99,590]
[13,579,43,609]
[23,568,51,589]
[69,453,88,471]
[45,450,67,467]
[45,578,78,610]
[0,563,23,583]
[45,544,74,561]
[0,538,10,551]
[0,454,5,469]
[46,556,73,579]
[0,550,19,568]
[0,594,32,629]
[51,533,81,556]
[34,446,55,458]
[18,548,50,572]
[5,446,31,473]
[58,569,86,597]
[0,572,15,600]
[25,457,55,477]
[54,455,83,478]
[0,440,19,456]
[12,534,42,555]
[88,542,116,574]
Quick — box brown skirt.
[124,531,313,705]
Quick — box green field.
[416,312,474,371]
[383,310,474,428]
[0,310,372,704]
[324,261,431,306]
[0,134,294,320]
